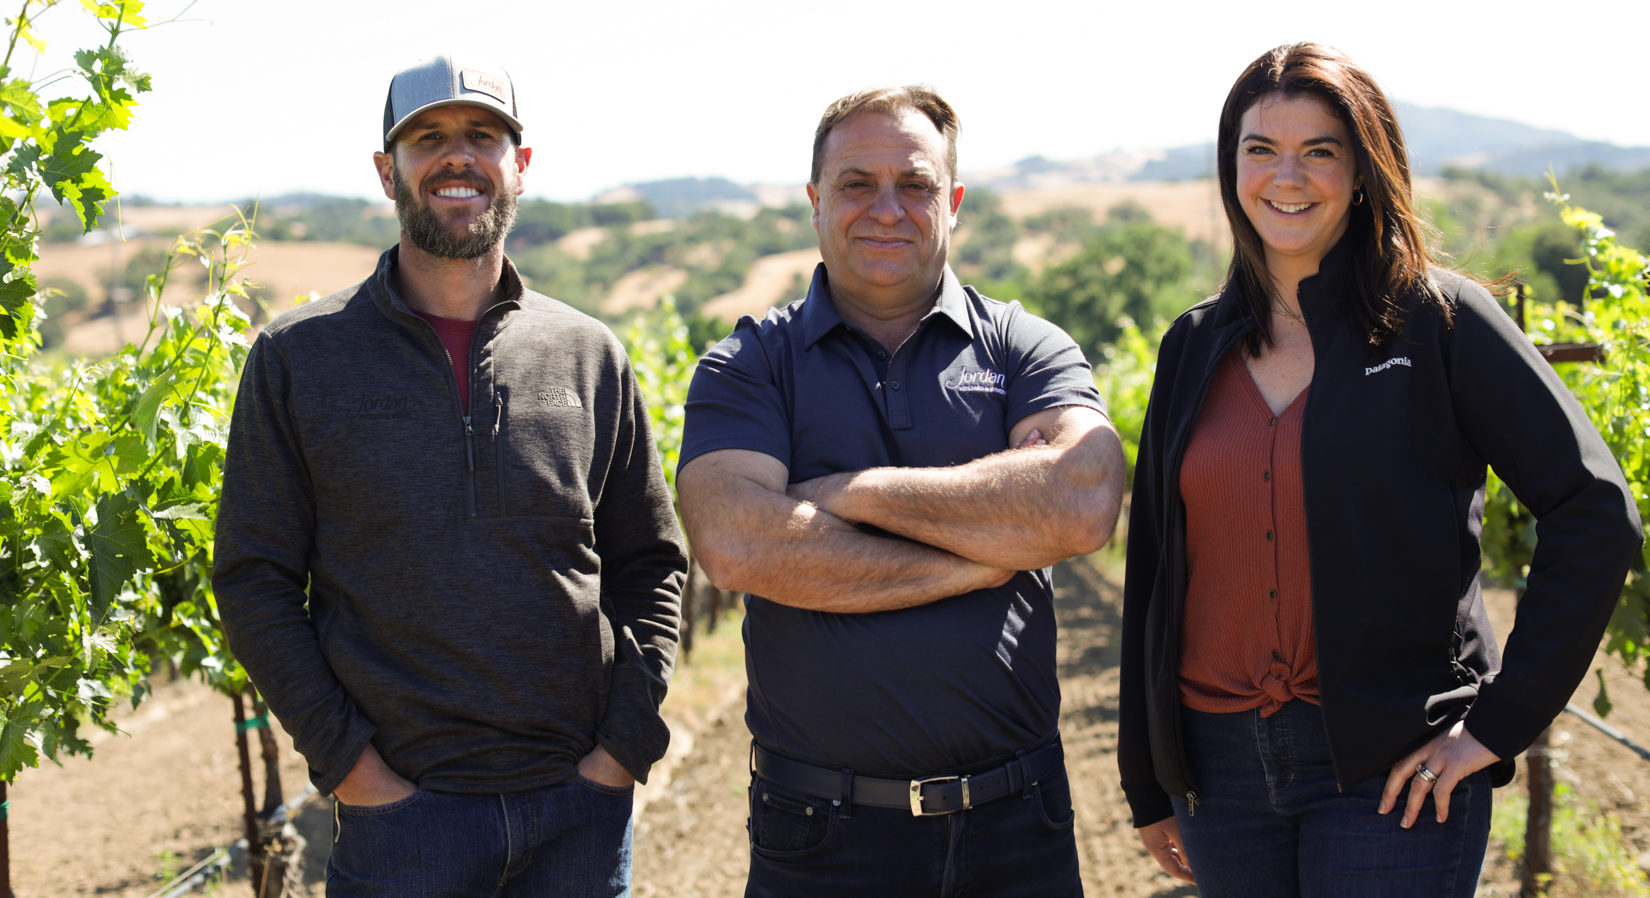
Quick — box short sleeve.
[679,317,794,474]
[1001,303,1107,426]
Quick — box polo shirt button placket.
[885,361,911,428]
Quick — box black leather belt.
[750,736,1065,817]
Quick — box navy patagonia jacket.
[1119,238,1643,828]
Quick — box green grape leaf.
[87,492,151,615]
[133,369,176,443]
[0,273,37,340]
[79,1,149,29]
[151,501,210,521]
[0,720,40,781]
[59,164,114,231]
[0,660,37,696]
[0,115,31,141]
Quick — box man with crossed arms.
[677,85,1125,896]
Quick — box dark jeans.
[1170,700,1491,898]
[744,760,1082,897]
[326,776,635,897]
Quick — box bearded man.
[213,55,685,896]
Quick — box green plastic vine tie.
[236,714,268,732]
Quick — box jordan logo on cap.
[461,70,508,104]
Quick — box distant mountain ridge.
[603,103,1650,216]
[968,102,1650,190]
[202,105,1646,219]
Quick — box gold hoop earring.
[1353,187,1365,207]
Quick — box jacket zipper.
[429,338,479,518]
[492,394,504,510]
[398,291,507,521]
[1290,284,1349,792]
[1162,319,1253,806]
[462,414,478,517]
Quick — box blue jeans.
[326,775,635,897]
[1170,701,1491,898]
[744,760,1082,897]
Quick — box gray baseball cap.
[382,55,523,149]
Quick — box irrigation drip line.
[1563,702,1650,763]
[147,784,318,898]
[152,839,242,898]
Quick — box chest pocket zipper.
[493,394,505,514]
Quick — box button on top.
[1263,471,1271,481]
[1265,530,1274,541]
[889,380,901,391]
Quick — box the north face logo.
[356,393,412,419]
[539,388,582,408]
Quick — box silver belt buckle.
[908,774,970,816]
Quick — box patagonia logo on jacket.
[1365,357,1413,377]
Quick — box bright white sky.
[27,0,1650,205]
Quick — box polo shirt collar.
[930,266,975,338]
[797,263,976,349]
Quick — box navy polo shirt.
[680,263,1105,777]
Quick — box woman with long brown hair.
[1118,42,1641,896]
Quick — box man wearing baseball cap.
[214,55,686,895]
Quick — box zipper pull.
[1186,791,1199,817]
[463,415,476,472]
[493,395,502,438]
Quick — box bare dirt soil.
[12,557,1650,896]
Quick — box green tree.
[952,187,1026,285]
[1027,222,1196,361]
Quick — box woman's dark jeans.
[1169,700,1491,898]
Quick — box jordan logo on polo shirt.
[946,366,1007,396]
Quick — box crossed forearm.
[791,414,1124,570]
[679,450,1012,613]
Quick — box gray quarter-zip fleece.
[214,246,686,794]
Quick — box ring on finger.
[1415,763,1439,784]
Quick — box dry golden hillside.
[38,238,384,357]
[40,176,1499,356]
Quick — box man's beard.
[393,169,518,260]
